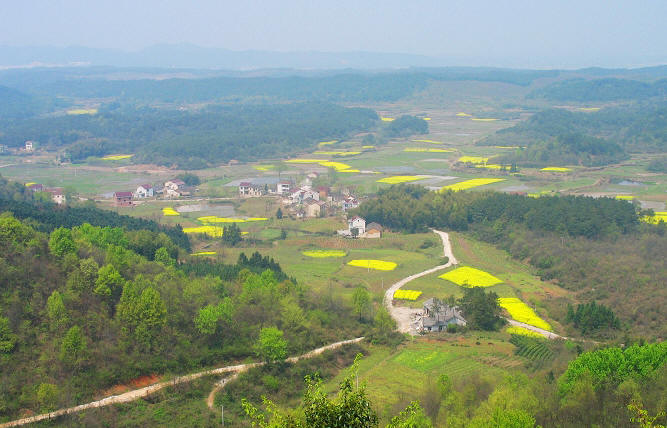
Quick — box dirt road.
[384,229,458,334]
[0,337,364,428]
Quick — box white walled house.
[135,184,154,198]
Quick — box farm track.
[0,338,364,428]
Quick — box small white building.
[45,188,65,205]
[239,182,264,197]
[24,141,34,152]
[338,216,367,237]
[164,179,186,191]
[276,181,291,195]
[135,184,154,198]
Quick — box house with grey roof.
[420,298,466,332]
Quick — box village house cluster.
[113,179,193,206]
[26,183,66,204]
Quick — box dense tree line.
[356,185,667,337]
[0,102,378,168]
[355,185,639,239]
[0,184,190,251]
[384,115,429,138]
[0,215,364,421]
[566,302,620,334]
[179,251,290,282]
[530,78,667,101]
[482,102,667,156]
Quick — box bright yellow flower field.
[471,118,498,122]
[319,161,352,171]
[641,212,667,224]
[541,167,572,172]
[347,259,397,271]
[162,207,180,216]
[457,156,489,164]
[380,117,395,122]
[412,139,443,144]
[183,226,223,237]
[191,251,216,256]
[101,154,134,161]
[441,178,505,192]
[67,108,98,115]
[404,148,453,153]
[506,326,544,338]
[393,290,422,300]
[498,298,552,331]
[456,112,471,117]
[439,266,502,287]
[302,250,347,258]
[377,175,428,184]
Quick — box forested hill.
[530,77,667,101]
[0,102,378,168]
[0,175,190,250]
[481,102,667,165]
[355,186,666,337]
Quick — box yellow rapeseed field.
[471,118,498,122]
[285,159,328,164]
[318,140,338,146]
[253,165,275,171]
[422,117,431,121]
[541,167,572,172]
[347,259,397,271]
[498,297,552,331]
[412,139,443,144]
[457,156,489,164]
[404,148,453,153]
[318,161,352,171]
[162,207,180,216]
[313,151,362,156]
[641,212,667,224]
[101,154,134,161]
[475,164,506,170]
[362,145,375,149]
[377,175,428,184]
[183,226,224,237]
[441,178,505,192]
[456,112,472,117]
[302,250,347,258]
[578,107,600,112]
[191,251,217,256]
[439,266,502,287]
[615,195,634,201]
[380,117,395,122]
[506,326,544,338]
[393,290,423,300]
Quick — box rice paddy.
[347,259,397,271]
[439,266,503,287]
[162,207,180,216]
[404,148,453,153]
[457,156,489,164]
[497,297,552,331]
[101,154,134,161]
[441,178,505,191]
[302,250,347,258]
[377,175,428,184]
[393,289,422,300]
[541,167,572,172]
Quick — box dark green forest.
[355,185,667,337]
[0,102,378,168]
[481,103,667,166]
[530,78,667,101]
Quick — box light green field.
[325,336,523,422]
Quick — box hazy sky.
[2,0,666,67]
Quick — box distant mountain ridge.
[0,44,446,70]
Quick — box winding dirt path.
[505,319,567,340]
[384,229,458,334]
[0,338,364,428]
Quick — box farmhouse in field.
[419,298,466,332]
[113,191,133,207]
[364,222,383,238]
[239,182,264,198]
[135,184,154,198]
[45,188,65,204]
[338,216,366,237]
[304,198,326,218]
[24,141,34,152]
[276,181,291,195]
[341,196,359,211]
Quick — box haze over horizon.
[1,0,666,69]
